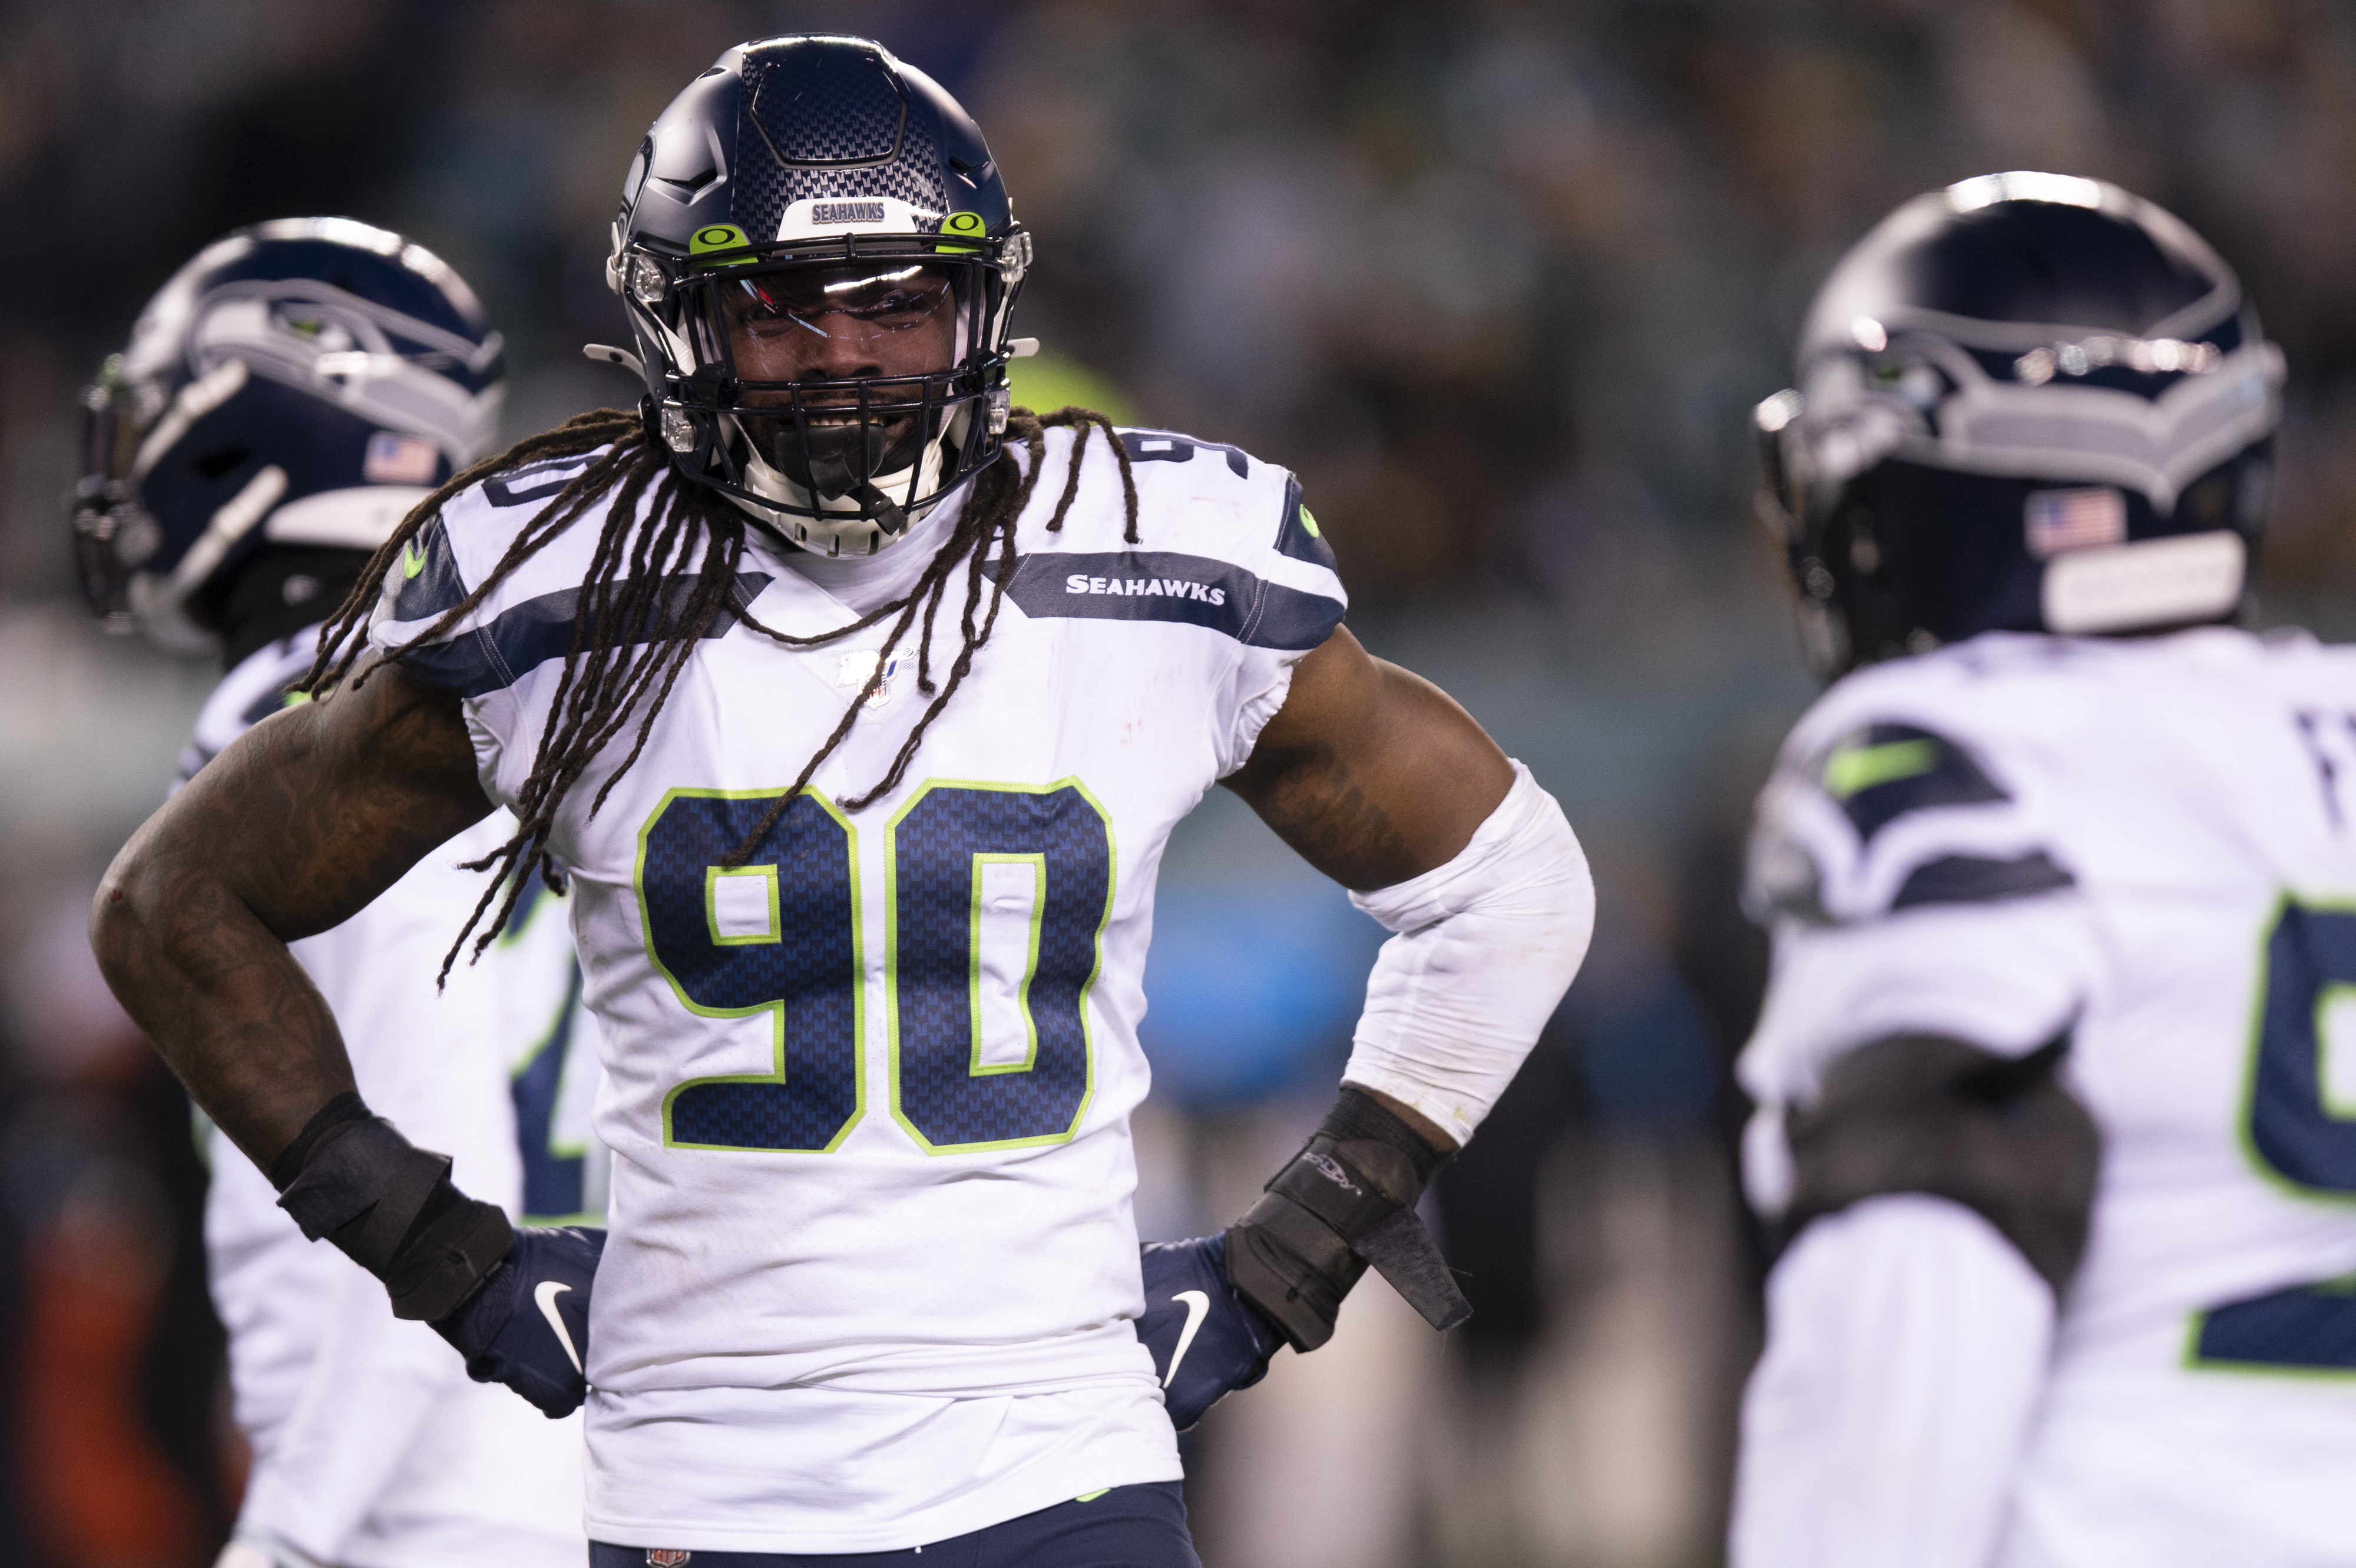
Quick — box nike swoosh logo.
[1162,1290,1210,1388]
[534,1281,583,1374]
[401,540,428,580]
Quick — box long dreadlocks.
[303,403,1139,983]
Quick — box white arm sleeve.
[1341,762,1594,1145]
[1729,1194,2053,1568]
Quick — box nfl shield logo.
[647,1552,691,1567]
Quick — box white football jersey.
[1742,627,2356,1566]
[370,425,1346,1553]
[188,633,595,1568]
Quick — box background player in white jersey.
[1725,172,2356,1566]
[85,35,1596,1566]
[71,219,594,1568]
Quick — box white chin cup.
[727,416,959,558]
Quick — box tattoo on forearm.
[92,663,488,1169]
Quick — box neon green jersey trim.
[1822,738,1937,799]
[705,863,783,948]
[967,852,1047,1076]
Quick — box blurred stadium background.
[3,2,2354,1564]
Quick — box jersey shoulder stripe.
[395,568,775,698]
[1819,722,2008,842]
[1272,473,1338,574]
[483,451,599,509]
[1890,851,2074,911]
[373,446,770,697]
[995,549,1337,650]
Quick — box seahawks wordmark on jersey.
[189,633,599,1568]
[370,426,1345,1554]
[1742,628,2356,1566]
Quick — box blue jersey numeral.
[2241,900,2356,1194]
[2190,898,2356,1376]
[887,782,1114,1152]
[642,789,866,1152]
[636,779,1111,1156]
[510,961,590,1219]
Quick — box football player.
[88,37,1597,1565]
[72,219,595,1568]
[1728,172,2356,1566]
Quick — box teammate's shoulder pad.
[1749,672,2071,927]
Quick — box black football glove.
[1223,1087,1471,1352]
[270,1093,515,1321]
[269,1093,601,1417]
[431,1225,605,1417]
[1137,1233,1284,1430]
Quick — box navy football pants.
[588,1483,1200,1568]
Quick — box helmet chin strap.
[809,449,908,538]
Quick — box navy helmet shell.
[72,217,505,651]
[1757,172,2284,679]
[623,38,1011,252]
[606,35,1030,557]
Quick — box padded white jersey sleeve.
[1342,762,1594,1145]
[1736,651,2101,1211]
[1733,647,2092,1568]
[1731,1195,2054,1568]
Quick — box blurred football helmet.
[605,34,1031,557]
[1756,171,2284,678]
[73,217,505,652]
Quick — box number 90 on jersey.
[637,780,1115,1156]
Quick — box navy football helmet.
[603,34,1031,558]
[73,217,505,652]
[1756,172,2284,678]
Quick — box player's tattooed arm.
[95,659,601,1382]
[1177,624,1584,1369]
[1225,625,1515,901]
[1223,624,1516,1148]
[91,657,491,1171]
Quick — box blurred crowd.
[3,1,2354,1564]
